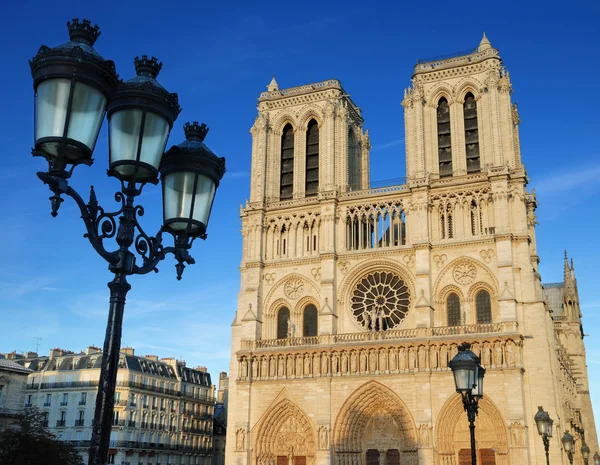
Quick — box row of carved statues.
[237,338,522,380]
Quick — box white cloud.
[371,139,404,151]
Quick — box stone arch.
[271,112,298,135]
[263,274,320,339]
[434,257,498,304]
[253,398,316,465]
[436,284,465,327]
[333,381,418,465]
[435,393,510,465]
[297,105,323,130]
[338,259,416,332]
[428,84,455,107]
[454,77,484,103]
[467,282,498,324]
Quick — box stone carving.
[403,254,416,268]
[238,336,522,382]
[235,428,247,451]
[318,426,330,450]
[264,273,276,285]
[310,267,321,281]
[419,424,433,447]
[453,261,477,285]
[338,260,351,275]
[509,422,525,447]
[433,254,447,268]
[479,249,494,264]
[284,278,304,300]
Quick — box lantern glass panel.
[472,366,484,397]
[109,109,169,180]
[35,78,71,151]
[163,171,215,233]
[35,79,106,157]
[452,366,474,392]
[67,81,106,149]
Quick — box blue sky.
[1,0,599,426]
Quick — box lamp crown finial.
[458,342,472,352]
[184,122,209,142]
[67,18,101,46]
[134,55,163,78]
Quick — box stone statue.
[350,351,358,373]
[252,358,259,378]
[313,353,320,375]
[287,356,294,376]
[440,345,448,368]
[360,351,367,372]
[341,352,348,373]
[332,353,339,374]
[390,350,397,371]
[304,354,311,375]
[241,357,248,378]
[322,353,329,374]
[369,350,377,372]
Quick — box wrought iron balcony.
[74,419,85,426]
[56,420,66,427]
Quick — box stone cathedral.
[225,35,598,465]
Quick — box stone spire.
[563,251,577,299]
[267,75,279,92]
[478,32,492,52]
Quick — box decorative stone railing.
[240,322,518,351]
[236,325,522,382]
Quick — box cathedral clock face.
[351,271,411,330]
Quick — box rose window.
[351,271,410,330]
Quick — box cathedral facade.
[225,35,597,465]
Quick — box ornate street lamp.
[562,431,574,465]
[30,19,226,465]
[592,451,600,465]
[534,406,553,465]
[449,342,486,465]
[582,444,591,465]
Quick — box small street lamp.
[592,451,600,465]
[582,444,591,465]
[562,431,575,465]
[534,406,554,465]
[449,342,486,465]
[30,19,226,465]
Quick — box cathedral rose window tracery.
[351,271,410,330]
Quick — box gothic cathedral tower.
[226,36,597,465]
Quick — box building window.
[447,293,461,326]
[437,97,452,177]
[305,119,319,196]
[277,307,290,339]
[303,304,318,337]
[61,393,68,406]
[476,290,492,324]
[348,127,361,190]
[280,124,294,200]
[464,92,480,173]
[44,393,51,407]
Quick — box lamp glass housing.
[108,109,170,182]
[451,361,476,392]
[593,452,600,465]
[562,432,574,452]
[472,366,485,398]
[534,407,553,437]
[582,444,591,460]
[35,78,106,161]
[162,171,216,235]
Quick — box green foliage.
[0,407,84,465]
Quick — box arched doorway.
[435,394,509,465]
[253,399,316,465]
[333,381,418,465]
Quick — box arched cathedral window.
[305,119,319,196]
[476,290,492,324]
[277,307,290,339]
[348,128,361,190]
[280,124,294,200]
[464,93,480,173]
[303,304,318,337]
[447,293,461,326]
[437,97,452,177]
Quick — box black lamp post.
[30,19,226,465]
[534,406,554,465]
[449,342,486,465]
[562,431,575,465]
[582,444,591,465]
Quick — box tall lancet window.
[447,293,461,327]
[348,128,361,190]
[437,97,452,177]
[464,93,480,173]
[305,119,319,196]
[280,124,294,200]
[277,307,290,339]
